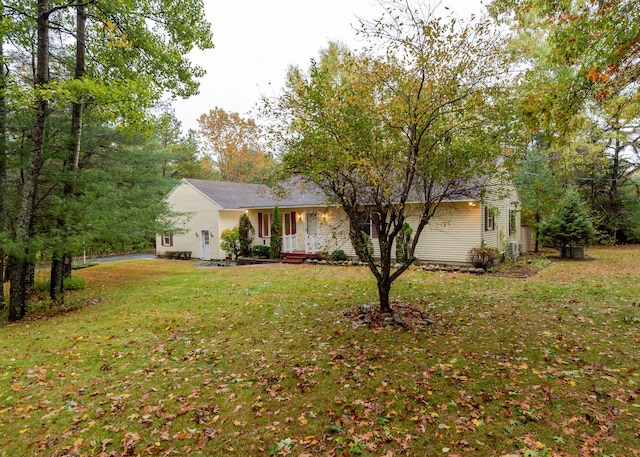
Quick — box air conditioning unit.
[508,241,520,258]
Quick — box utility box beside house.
[520,226,533,253]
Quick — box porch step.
[282,252,319,264]
[282,257,305,264]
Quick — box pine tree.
[270,206,282,259]
[539,188,595,258]
[238,213,254,257]
[395,222,412,263]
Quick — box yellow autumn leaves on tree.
[197,107,274,183]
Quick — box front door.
[282,212,297,253]
[305,211,321,253]
[200,229,211,260]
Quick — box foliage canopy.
[265,1,510,312]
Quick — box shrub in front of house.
[330,249,348,261]
[270,205,282,259]
[468,246,499,270]
[238,213,255,257]
[220,227,241,259]
[252,245,270,258]
[395,222,412,263]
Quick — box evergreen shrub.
[330,249,348,261]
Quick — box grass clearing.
[1,247,639,456]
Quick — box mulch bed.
[344,302,435,330]
[487,263,543,278]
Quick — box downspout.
[480,199,485,246]
[497,203,501,251]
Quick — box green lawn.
[1,247,639,456]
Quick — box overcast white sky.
[172,1,485,132]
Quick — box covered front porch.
[249,208,330,255]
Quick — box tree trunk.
[70,0,86,172]
[63,257,73,279]
[49,258,64,303]
[0,19,7,310]
[9,259,30,320]
[377,229,393,315]
[50,1,86,300]
[377,276,392,314]
[609,136,621,244]
[9,0,50,321]
[534,212,540,252]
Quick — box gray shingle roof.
[184,176,485,211]
[184,178,327,209]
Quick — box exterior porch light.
[468,201,477,207]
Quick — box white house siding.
[247,212,268,249]
[216,210,245,257]
[157,177,521,263]
[320,203,481,264]
[481,181,521,253]
[409,203,482,264]
[323,207,361,257]
[156,182,222,259]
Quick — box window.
[359,213,378,238]
[282,212,297,236]
[258,212,271,237]
[484,207,495,231]
[509,208,517,235]
[306,212,319,236]
[161,233,173,246]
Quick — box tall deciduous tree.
[266,1,509,313]
[0,4,7,310]
[491,0,640,244]
[490,0,639,129]
[198,107,273,183]
[583,94,640,243]
[50,0,88,302]
[2,0,213,320]
[9,0,50,321]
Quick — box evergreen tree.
[395,222,412,263]
[1,0,213,320]
[516,143,564,252]
[539,188,595,258]
[270,206,282,259]
[238,213,254,257]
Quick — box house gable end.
[180,179,225,210]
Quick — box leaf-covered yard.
[1,246,639,456]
